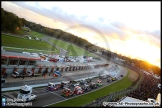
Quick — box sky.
[1,1,161,68]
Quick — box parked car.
[26,71,33,76]
[12,71,19,78]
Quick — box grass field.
[2,30,97,57]
[24,30,97,57]
[29,30,45,39]
[48,68,139,107]
[2,34,60,54]
[49,38,96,57]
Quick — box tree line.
[102,50,160,76]
[1,8,100,51]
[1,8,160,76]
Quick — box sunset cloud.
[2,1,160,67]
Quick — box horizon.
[1,1,160,68]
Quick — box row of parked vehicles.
[12,70,62,78]
[12,71,33,78]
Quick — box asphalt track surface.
[2,66,127,107]
[2,69,101,88]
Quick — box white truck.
[17,85,37,102]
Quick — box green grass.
[2,29,98,57]
[48,69,134,107]
[29,30,45,39]
[49,39,96,57]
[24,30,96,57]
[17,30,97,57]
[2,34,60,54]
[17,29,28,35]
[23,35,36,40]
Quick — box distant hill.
[1,8,101,53]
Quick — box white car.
[71,59,76,62]
[12,71,19,78]
[26,71,33,76]
[22,52,30,55]
[30,53,39,57]
[39,52,43,54]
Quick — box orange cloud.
[2,2,160,67]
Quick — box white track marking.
[4,93,16,99]
[50,92,67,100]
[2,94,10,99]
[37,92,52,96]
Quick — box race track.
[2,65,127,107]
